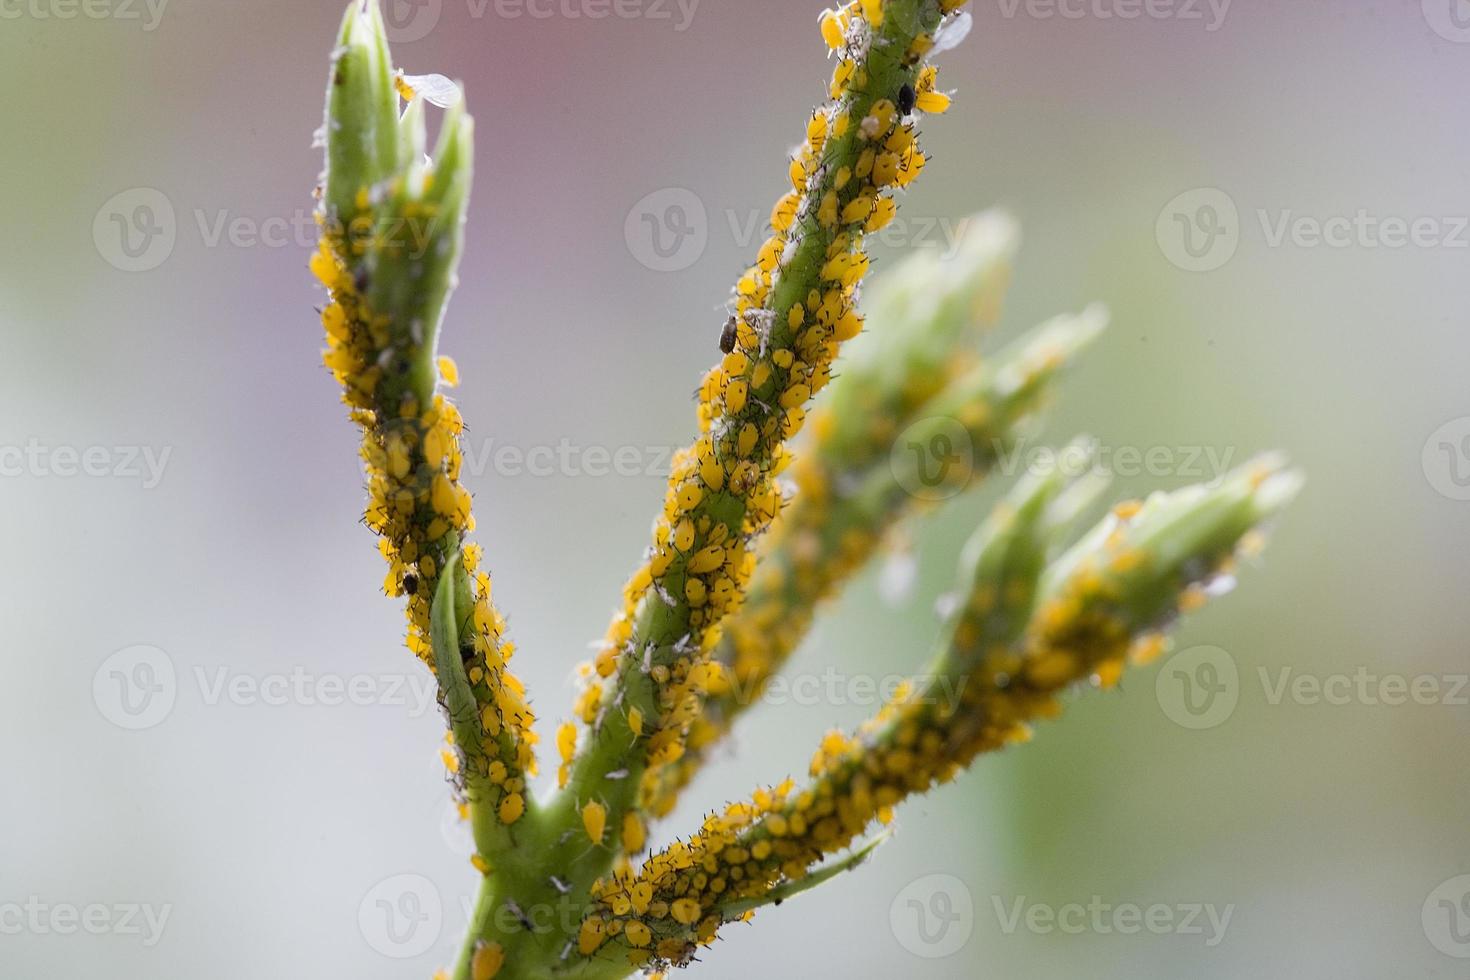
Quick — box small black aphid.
[402,573,419,595]
[718,315,738,354]
[898,82,916,116]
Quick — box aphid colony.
[646,320,1085,820]
[568,1,960,866]
[312,175,536,825]
[570,0,967,968]
[583,459,1283,970]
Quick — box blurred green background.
[1,1,1466,977]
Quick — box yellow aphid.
[440,747,460,774]
[841,196,874,224]
[771,191,800,231]
[699,456,725,491]
[872,152,901,186]
[321,303,350,341]
[578,917,607,955]
[674,518,695,552]
[1179,585,1209,613]
[830,58,855,98]
[471,852,490,875]
[628,706,644,737]
[896,149,926,186]
[625,921,652,948]
[671,898,702,925]
[819,7,845,49]
[865,197,897,232]
[557,722,577,763]
[583,800,608,844]
[688,545,726,574]
[788,157,806,191]
[833,309,864,341]
[431,472,459,520]
[915,90,952,114]
[437,355,460,386]
[622,812,646,853]
[471,941,505,980]
[818,191,839,229]
[737,422,758,457]
[807,112,828,146]
[726,379,749,414]
[498,792,525,825]
[860,0,883,26]
[677,483,704,510]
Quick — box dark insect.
[402,573,418,595]
[898,82,916,116]
[718,315,738,354]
